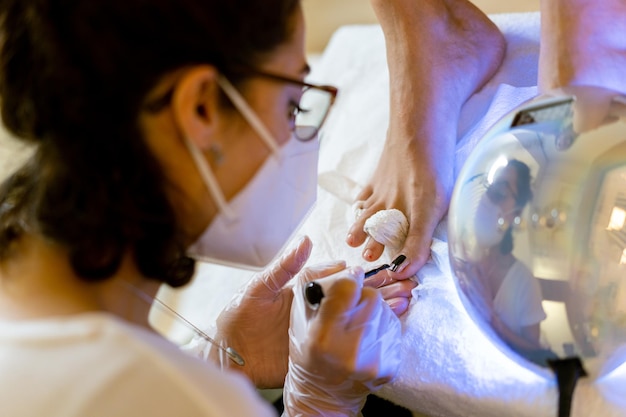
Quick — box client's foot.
[348,0,505,297]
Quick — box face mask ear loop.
[217,75,280,157]
[183,136,236,221]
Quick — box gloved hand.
[283,267,402,416]
[208,235,347,389]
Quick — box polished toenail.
[391,254,407,272]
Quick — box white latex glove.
[282,267,402,416]
[187,236,348,389]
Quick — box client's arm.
[347,0,505,310]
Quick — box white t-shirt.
[0,313,276,417]
[493,260,547,336]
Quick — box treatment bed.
[151,12,626,417]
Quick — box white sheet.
[152,12,626,416]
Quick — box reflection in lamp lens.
[449,86,626,380]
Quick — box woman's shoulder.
[0,313,275,417]
[99,314,276,416]
[506,259,543,295]
[507,259,534,279]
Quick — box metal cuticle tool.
[124,282,245,367]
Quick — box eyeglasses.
[482,177,518,204]
[235,68,338,141]
[143,67,338,142]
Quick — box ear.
[171,65,222,150]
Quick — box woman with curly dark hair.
[0,1,399,415]
[471,160,547,357]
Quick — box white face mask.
[473,195,508,248]
[184,76,319,269]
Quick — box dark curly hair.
[0,0,300,286]
[499,159,533,255]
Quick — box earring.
[209,143,224,166]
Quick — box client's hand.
[283,267,402,416]
[213,236,347,389]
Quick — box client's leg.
[349,0,505,310]
[539,0,626,133]
[539,0,626,95]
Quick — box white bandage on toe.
[363,209,409,251]
[352,200,366,220]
